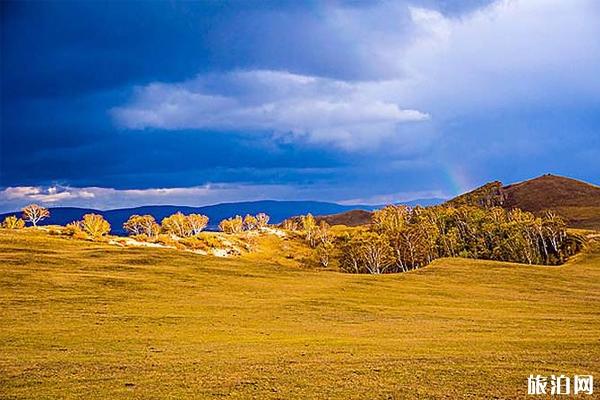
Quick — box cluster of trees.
[2,204,272,242]
[67,214,112,239]
[218,213,270,233]
[1,204,50,228]
[287,213,334,267]
[282,206,582,274]
[336,205,581,274]
[2,203,581,272]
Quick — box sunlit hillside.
[1,229,599,399]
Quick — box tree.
[21,204,50,226]
[123,215,160,237]
[161,212,193,237]
[372,205,410,235]
[188,214,209,235]
[2,215,25,229]
[339,231,394,274]
[301,213,318,247]
[219,215,243,233]
[359,232,395,274]
[315,242,334,268]
[315,221,331,246]
[281,218,299,231]
[256,213,270,228]
[243,214,258,231]
[80,214,111,238]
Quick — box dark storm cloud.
[1,0,599,212]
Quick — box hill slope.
[314,198,445,227]
[447,174,600,229]
[1,229,598,398]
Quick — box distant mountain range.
[0,198,445,235]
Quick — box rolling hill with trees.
[446,174,600,230]
[313,198,446,227]
[317,174,599,230]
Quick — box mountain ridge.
[445,174,600,229]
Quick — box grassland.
[1,229,599,399]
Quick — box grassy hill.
[315,209,373,227]
[314,198,445,227]
[446,174,600,230]
[1,229,599,398]
[503,174,600,229]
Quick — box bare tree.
[21,204,50,226]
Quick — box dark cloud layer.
[1,0,599,211]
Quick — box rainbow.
[441,164,475,197]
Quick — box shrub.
[155,234,181,248]
[179,236,209,251]
[256,213,270,228]
[80,214,111,239]
[65,221,88,240]
[243,214,258,231]
[281,218,299,231]
[2,215,25,229]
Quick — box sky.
[1,0,599,212]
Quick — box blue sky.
[1,0,599,212]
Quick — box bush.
[155,234,182,249]
[65,221,88,240]
[80,214,111,239]
[2,215,25,229]
[219,215,243,233]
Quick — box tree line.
[1,204,271,240]
[286,205,583,273]
[2,203,583,271]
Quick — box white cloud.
[0,184,299,213]
[401,0,600,114]
[112,0,600,148]
[112,70,429,150]
[339,189,447,206]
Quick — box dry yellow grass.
[1,229,599,399]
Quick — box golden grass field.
[1,229,599,399]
